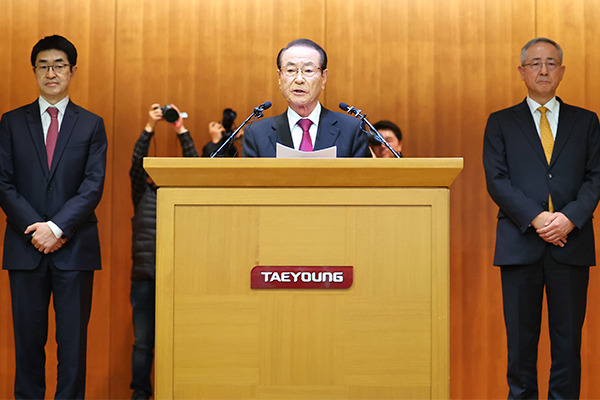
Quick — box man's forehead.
[35,50,67,63]
[281,46,320,61]
[526,43,560,58]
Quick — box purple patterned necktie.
[298,118,313,151]
[46,107,59,169]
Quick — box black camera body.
[159,105,180,123]
[221,108,237,137]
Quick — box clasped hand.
[25,222,66,254]
[531,211,575,248]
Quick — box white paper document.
[276,143,337,158]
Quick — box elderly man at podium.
[241,38,371,158]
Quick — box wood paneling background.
[1,0,600,398]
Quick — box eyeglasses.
[521,60,561,71]
[34,64,71,75]
[280,65,321,79]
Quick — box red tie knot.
[297,118,312,132]
[47,107,59,118]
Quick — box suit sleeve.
[0,113,45,238]
[350,121,372,158]
[241,123,259,157]
[51,116,108,238]
[560,112,600,228]
[483,112,544,232]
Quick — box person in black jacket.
[129,103,198,399]
[202,107,240,157]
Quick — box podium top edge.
[144,157,464,188]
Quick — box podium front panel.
[155,187,449,399]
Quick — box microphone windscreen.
[261,101,272,110]
[339,102,350,111]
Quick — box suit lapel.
[270,112,293,149]
[25,101,50,176]
[49,101,78,175]
[552,98,575,167]
[314,108,341,150]
[511,99,548,166]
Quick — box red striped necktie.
[46,106,59,169]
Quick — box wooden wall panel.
[324,1,534,398]
[1,0,600,399]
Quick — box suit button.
[548,173,553,179]
[47,186,53,191]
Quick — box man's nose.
[294,72,306,83]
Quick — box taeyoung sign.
[251,266,353,289]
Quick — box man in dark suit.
[242,38,371,158]
[0,35,107,399]
[483,37,600,399]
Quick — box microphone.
[339,103,362,117]
[339,102,401,158]
[339,102,351,112]
[254,101,272,113]
[211,101,271,158]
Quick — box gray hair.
[520,37,563,65]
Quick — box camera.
[221,108,237,137]
[158,105,180,123]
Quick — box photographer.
[129,103,198,400]
[202,108,240,157]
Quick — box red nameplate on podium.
[251,266,353,289]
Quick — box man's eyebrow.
[36,57,66,64]
[283,61,317,67]
[529,57,557,61]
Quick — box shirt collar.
[287,102,322,128]
[39,95,70,117]
[526,96,559,116]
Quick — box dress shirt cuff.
[47,221,64,239]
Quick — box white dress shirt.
[37,95,69,238]
[526,96,560,140]
[287,102,321,150]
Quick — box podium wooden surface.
[145,158,463,399]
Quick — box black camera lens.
[159,105,179,123]
[221,108,237,132]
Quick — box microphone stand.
[342,105,401,159]
[210,104,268,158]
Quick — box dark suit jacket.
[0,100,108,271]
[241,107,371,157]
[483,98,600,266]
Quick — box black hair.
[373,120,402,142]
[276,38,327,70]
[31,35,77,67]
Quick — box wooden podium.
[144,158,462,400]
